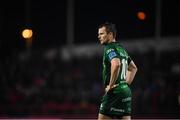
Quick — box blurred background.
[0,0,180,119]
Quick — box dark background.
[0,0,180,119]
[1,0,180,50]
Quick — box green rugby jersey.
[102,42,131,86]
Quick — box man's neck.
[108,39,116,43]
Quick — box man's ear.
[109,32,113,36]
[108,32,114,38]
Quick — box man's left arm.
[126,60,137,85]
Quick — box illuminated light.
[137,11,146,20]
[22,29,33,39]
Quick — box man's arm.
[106,58,120,92]
[126,60,137,85]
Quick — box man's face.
[98,27,110,45]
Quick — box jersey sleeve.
[105,46,119,62]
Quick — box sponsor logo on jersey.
[108,52,117,60]
[122,97,131,102]
[110,107,125,112]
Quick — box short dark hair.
[98,22,117,38]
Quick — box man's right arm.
[126,60,137,85]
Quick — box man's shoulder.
[104,44,116,54]
[104,42,118,50]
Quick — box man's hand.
[105,84,119,93]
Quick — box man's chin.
[100,41,104,44]
[101,42,107,45]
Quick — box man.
[97,22,137,120]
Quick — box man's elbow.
[133,64,138,73]
[129,61,138,73]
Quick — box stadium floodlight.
[22,28,33,39]
[137,11,146,21]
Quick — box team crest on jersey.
[120,52,128,59]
